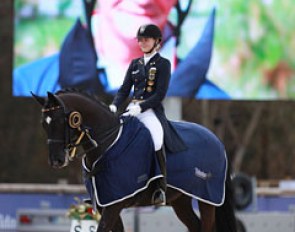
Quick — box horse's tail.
[215,160,238,232]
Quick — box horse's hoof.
[152,189,166,206]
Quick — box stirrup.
[151,189,166,206]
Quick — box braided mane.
[56,88,110,110]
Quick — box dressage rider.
[109,24,172,205]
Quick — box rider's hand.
[123,104,141,117]
[109,104,117,113]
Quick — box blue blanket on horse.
[83,117,227,207]
[167,121,227,206]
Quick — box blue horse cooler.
[83,117,227,207]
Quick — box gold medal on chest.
[149,67,157,75]
[146,86,153,92]
[146,67,156,92]
[147,80,155,86]
[148,67,156,80]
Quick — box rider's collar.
[144,51,157,65]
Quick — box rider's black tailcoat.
[113,53,186,153]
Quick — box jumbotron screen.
[13,0,295,99]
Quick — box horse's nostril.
[51,159,64,168]
[57,159,64,166]
[52,161,58,167]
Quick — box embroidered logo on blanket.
[195,167,212,180]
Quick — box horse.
[32,89,237,232]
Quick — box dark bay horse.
[32,90,237,232]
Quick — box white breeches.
[128,103,163,151]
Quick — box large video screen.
[13,0,295,99]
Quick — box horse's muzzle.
[51,160,64,168]
[49,150,69,169]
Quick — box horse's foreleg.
[198,201,215,232]
[97,205,123,232]
[171,194,201,232]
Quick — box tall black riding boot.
[152,147,167,205]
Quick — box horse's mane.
[56,88,110,111]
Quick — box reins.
[66,126,98,161]
[67,121,123,161]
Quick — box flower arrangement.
[67,197,101,221]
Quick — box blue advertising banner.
[0,192,86,231]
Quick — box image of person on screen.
[13,0,229,99]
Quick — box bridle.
[43,105,123,163]
[42,105,98,160]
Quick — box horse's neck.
[84,118,121,171]
[75,97,120,169]
[65,94,118,132]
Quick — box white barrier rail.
[0,183,86,194]
[1,183,295,196]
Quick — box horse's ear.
[31,92,45,106]
[47,92,65,108]
[47,92,60,105]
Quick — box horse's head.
[32,92,84,168]
[33,90,120,170]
